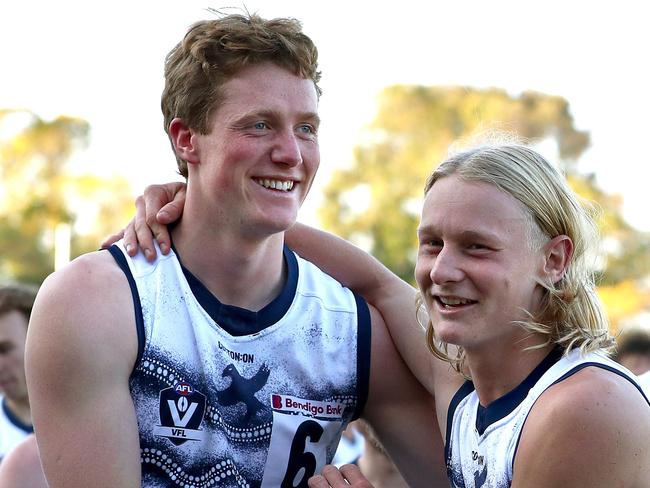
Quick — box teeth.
[439,297,472,306]
[256,179,294,191]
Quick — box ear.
[542,235,573,284]
[169,117,200,165]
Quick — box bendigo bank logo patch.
[271,394,345,419]
[153,382,207,446]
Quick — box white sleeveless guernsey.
[446,347,649,488]
[109,242,371,488]
[0,396,33,461]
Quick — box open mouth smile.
[435,296,477,309]
[255,178,294,192]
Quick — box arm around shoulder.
[287,224,443,396]
[362,305,448,488]
[513,367,650,488]
[26,251,141,487]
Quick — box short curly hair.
[161,12,321,177]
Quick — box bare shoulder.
[33,250,134,331]
[514,365,650,487]
[1,434,39,469]
[27,249,138,382]
[0,435,47,488]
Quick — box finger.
[319,465,350,487]
[339,464,373,487]
[100,229,125,250]
[122,218,139,256]
[133,196,157,261]
[156,182,186,224]
[143,184,184,254]
[308,474,332,488]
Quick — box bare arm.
[513,368,650,487]
[361,305,447,487]
[286,224,463,427]
[25,252,141,487]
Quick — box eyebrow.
[236,109,320,125]
[417,226,503,243]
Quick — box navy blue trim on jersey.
[352,292,371,420]
[1,397,33,434]
[445,380,475,459]
[474,347,563,436]
[107,245,146,371]
[551,363,650,404]
[177,245,298,336]
[511,358,650,475]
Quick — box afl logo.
[174,382,194,395]
[155,383,207,446]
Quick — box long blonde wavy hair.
[417,142,614,373]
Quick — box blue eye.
[253,122,268,130]
[298,124,315,135]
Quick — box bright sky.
[1,0,648,230]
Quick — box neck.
[172,219,287,311]
[466,340,554,406]
[3,396,31,426]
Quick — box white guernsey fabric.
[0,396,33,462]
[109,242,371,488]
[446,347,649,488]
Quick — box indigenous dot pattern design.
[114,243,369,487]
[141,449,249,487]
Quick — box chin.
[249,215,297,237]
[433,322,466,346]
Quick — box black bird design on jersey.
[216,363,270,423]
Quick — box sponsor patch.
[271,394,345,419]
[154,382,207,446]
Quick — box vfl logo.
[153,382,207,446]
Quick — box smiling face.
[175,61,320,239]
[0,310,28,403]
[415,175,546,353]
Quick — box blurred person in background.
[615,328,650,375]
[616,328,650,393]
[0,283,37,464]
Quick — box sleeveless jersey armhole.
[511,361,650,476]
[352,292,371,420]
[107,245,146,375]
[445,381,474,459]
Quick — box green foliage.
[318,85,650,328]
[319,86,590,283]
[0,109,135,285]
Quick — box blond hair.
[419,143,613,373]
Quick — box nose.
[430,246,464,285]
[271,129,302,167]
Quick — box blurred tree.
[0,109,135,284]
[570,173,650,330]
[319,86,650,330]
